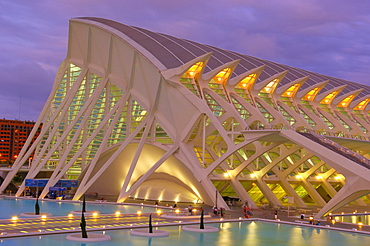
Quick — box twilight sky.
[1,0,370,121]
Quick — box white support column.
[272,167,306,207]
[254,175,282,207]
[315,175,370,218]
[72,116,151,200]
[228,175,258,209]
[117,144,180,202]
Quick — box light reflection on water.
[0,198,167,219]
[334,214,370,225]
[0,221,369,246]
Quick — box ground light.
[66,196,110,242]
[129,214,170,237]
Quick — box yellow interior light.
[261,79,279,94]
[320,91,339,104]
[223,172,229,177]
[237,74,257,90]
[281,84,301,98]
[181,62,204,79]
[354,98,370,110]
[211,68,232,85]
[338,95,355,108]
[302,87,320,101]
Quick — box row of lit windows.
[0,125,33,130]
[180,62,370,135]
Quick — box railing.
[245,125,370,142]
[298,130,370,170]
[245,124,292,130]
[297,127,370,141]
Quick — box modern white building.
[2,17,370,218]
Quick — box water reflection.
[335,214,370,225]
[301,228,313,240]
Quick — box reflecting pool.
[1,221,370,246]
[0,198,165,219]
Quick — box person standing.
[274,210,278,219]
[213,206,218,216]
[188,205,193,215]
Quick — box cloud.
[0,61,53,120]
[1,0,370,121]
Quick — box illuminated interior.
[320,91,339,104]
[337,95,355,108]
[281,83,301,98]
[354,98,370,110]
[208,68,232,99]
[179,62,204,97]
[212,68,232,84]
[302,87,320,101]
[237,74,257,90]
[182,62,204,79]
[260,79,279,94]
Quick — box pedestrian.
[309,217,314,224]
[246,206,252,217]
[274,210,278,219]
[188,205,193,215]
[213,206,218,215]
[243,205,247,218]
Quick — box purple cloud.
[1,0,370,120]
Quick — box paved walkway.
[1,201,370,239]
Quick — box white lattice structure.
[2,18,370,218]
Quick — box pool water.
[0,198,164,219]
[0,221,369,246]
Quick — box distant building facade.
[0,119,41,165]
